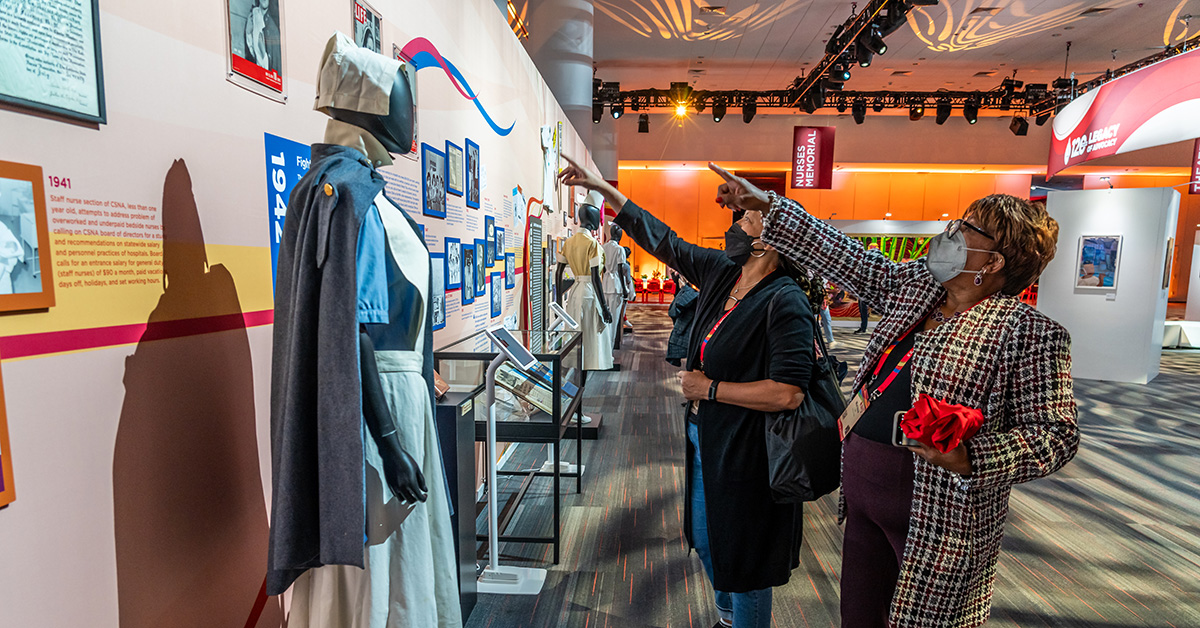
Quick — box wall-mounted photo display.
[1163,237,1175,291]
[461,244,475,305]
[0,368,13,508]
[0,0,107,123]
[0,161,55,313]
[474,237,487,297]
[392,44,419,160]
[225,0,284,101]
[444,237,461,290]
[1075,235,1122,290]
[495,227,505,265]
[431,252,446,330]
[490,273,502,317]
[445,141,464,196]
[465,138,481,209]
[353,0,382,53]
[484,216,496,265]
[421,143,446,219]
[417,223,426,245]
[505,252,515,289]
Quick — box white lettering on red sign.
[794,131,818,187]
[1064,123,1122,166]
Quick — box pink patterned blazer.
[762,195,1079,628]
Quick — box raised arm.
[709,162,905,313]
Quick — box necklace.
[930,296,978,323]
[728,275,765,302]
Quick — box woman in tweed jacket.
[711,164,1078,628]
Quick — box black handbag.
[764,296,847,503]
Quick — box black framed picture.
[444,237,461,290]
[353,0,381,53]
[505,252,515,289]
[474,237,487,297]
[495,227,505,265]
[421,142,446,219]
[465,138,480,209]
[0,0,107,124]
[445,141,464,197]
[431,252,446,330]
[461,244,475,305]
[490,273,502,318]
[484,216,496,265]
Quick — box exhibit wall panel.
[0,0,589,625]
[1039,188,1180,384]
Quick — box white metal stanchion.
[540,316,582,476]
[478,352,546,595]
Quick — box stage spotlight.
[630,98,640,112]
[637,113,649,133]
[909,101,924,121]
[1035,111,1051,126]
[851,98,866,124]
[935,98,951,125]
[669,82,693,105]
[801,92,819,114]
[963,96,979,124]
[712,99,727,122]
[694,98,707,114]
[861,23,887,55]
[836,96,848,113]
[872,99,884,112]
[675,103,688,117]
[610,103,624,119]
[592,103,603,124]
[830,62,851,82]
[1009,115,1029,136]
[743,96,757,123]
[826,23,846,55]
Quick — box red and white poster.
[791,126,835,189]
[1049,48,1200,177]
[1191,138,1200,195]
[226,0,285,97]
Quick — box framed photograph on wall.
[421,143,446,219]
[484,216,495,265]
[465,138,481,209]
[445,141,464,196]
[0,0,107,123]
[417,223,426,246]
[0,161,55,313]
[444,237,461,290]
[491,273,502,317]
[474,238,487,297]
[0,368,13,508]
[495,227,505,264]
[431,252,446,330]
[1075,235,1122,291]
[505,252,515,289]
[225,0,285,102]
[392,45,418,161]
[1163,237,1175,291]
[461,244,475,305]
[353,0,382,53]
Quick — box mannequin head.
[578,190,603,231]
[327,67,413,155]
[609,223,623,243]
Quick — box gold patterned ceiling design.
[907,0,1143,53]
[594,0,809,42]
[1164,0,1197,45]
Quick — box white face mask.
[925,230,994,284]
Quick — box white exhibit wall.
[1187,229,1200,320]
[0,0,592,626]
[1038,188,1180,384]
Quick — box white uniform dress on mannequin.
[601,239,629,345]
[558,230,613,370]
[288,188,461,628]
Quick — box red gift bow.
[900,393,984,454]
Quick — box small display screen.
[486,326,539,370]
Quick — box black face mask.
[724,223,758,266]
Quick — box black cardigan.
[614,200,815,592]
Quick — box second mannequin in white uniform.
[556,192,614,370]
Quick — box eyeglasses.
[945,218,994,241]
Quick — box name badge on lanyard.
[838,388,870,439]
[837,336,916,441]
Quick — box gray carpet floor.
[466,304,1200,628]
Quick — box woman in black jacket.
[666,271,697,366]
[560,157,814,628]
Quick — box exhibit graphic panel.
[1074,236,1122,290]
[0,160,54,313]
[0,0,106,123]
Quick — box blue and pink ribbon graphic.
[401,38,515,137]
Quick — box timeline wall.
[0,0,589,625]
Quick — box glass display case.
[434,328,586,564]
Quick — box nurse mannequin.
[556,195,614,370]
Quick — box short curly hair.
[966,194,1059,296]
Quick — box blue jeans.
[688,422,772,628]
[819,306,834,344]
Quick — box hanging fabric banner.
[1048,48,1200,177]
[1191,138,1200,195]
[791,126,835,189]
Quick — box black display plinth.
[436,390,481,622]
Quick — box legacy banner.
[791,126,834,189]
[1049,48,1200,177]
[1192,138,1200,195]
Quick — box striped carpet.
[465,304,1200,628]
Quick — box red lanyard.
[700,303,738,368]
[868,338,916,400]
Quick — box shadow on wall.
[112,160,283,628]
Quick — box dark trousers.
[858,303,870,331]
[840,433,915,628]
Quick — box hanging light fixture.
[712,98,726,122]
[851,97,866,124]
[963,95,979,124]
[935,98,951,125]
[637,113,649,133]
[742,95,757,123]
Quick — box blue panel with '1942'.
[264,133,311,293]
